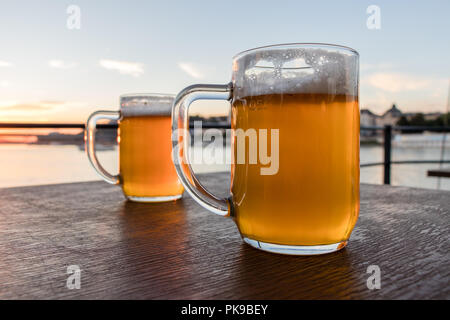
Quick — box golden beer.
[120,115,184,198]
[231,93,360,246]
[172,43,359,254]
[86,94,183,202]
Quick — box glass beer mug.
[172,44,359,254]
[86,94,184,202]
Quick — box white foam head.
[232,44,359,98]
[120,94,174,117]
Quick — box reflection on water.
[360,144,450,190]
[0,142,449,190]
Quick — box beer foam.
[232,46,358,98]
[120,94,174,117]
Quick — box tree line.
[396,112,449,132]
[397,112,449,126]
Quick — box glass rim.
[232,43,359,60]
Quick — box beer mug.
[86,94,184,202]
[172,44,359,254]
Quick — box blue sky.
[0,0,449,122]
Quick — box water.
[360,145,450,190]
[0,141,449,191]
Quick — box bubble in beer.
[233,45,358,98]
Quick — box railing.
[360,125,450,184]
[0,123,227,129]
[1,123,449,185]
[0,123,115,129]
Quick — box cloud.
[363,72,440,92]
[178,62,205,79]
[0,100,84,111]
[99,59,144,77]
[0,60,13,67]
[0,103,53,111]
[48,59,77,69]
[0,101,19,108]
[361,73,449,113]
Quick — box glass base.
[243,237,348,255]
[126,194,182,203]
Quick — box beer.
[231,93,360,246]
[172,43,360,254]
[120,115,184,198]
[86,94,183,202]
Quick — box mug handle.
[85,110,121,185]
[172,83,233,216]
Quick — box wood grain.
[0,172,448,299]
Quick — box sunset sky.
[0,0,449,123]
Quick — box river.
[0,139,449,191]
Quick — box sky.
[0,0,449,123]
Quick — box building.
[361,104,443,137]
[360,104,403,130]
[376,104,403,126]
[360,109,378,137]
[360,109,378,127]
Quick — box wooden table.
[0,172,448,299]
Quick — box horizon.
[361,104,449,116]
[0,0,449,123]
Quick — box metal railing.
[360,125,450,184]
[0,123,227,129]
[0,123,115,129]
[1,122,449,185]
